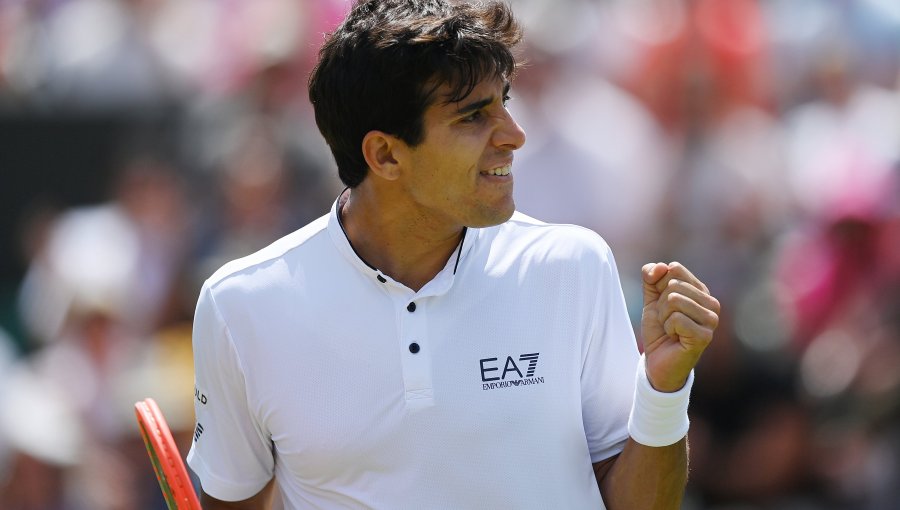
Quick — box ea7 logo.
[479,352,542,387]
[479,353,544,391]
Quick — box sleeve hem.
[187,446,272,502]
[590,436,628,464]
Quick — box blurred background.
[0,0,898,508]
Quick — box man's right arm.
[190,283,277,507]
[200,479,275,510]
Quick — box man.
[187,1,720,508]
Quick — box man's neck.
[339,187,465,292]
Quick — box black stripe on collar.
[335,188,469,276]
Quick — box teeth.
[484,165,511,176]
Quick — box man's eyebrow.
[455,96,493,115]
[454,82,511,115]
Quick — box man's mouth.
[481,164,512,176]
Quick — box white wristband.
[627,353,693,447]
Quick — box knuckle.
[707,310,720,329]
[662,322,675,336]
[668,311,688,327]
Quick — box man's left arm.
[595,262,720,509]
[594,438,688,509]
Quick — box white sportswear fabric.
[187,200,640,509]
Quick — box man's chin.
[466,203,516,228]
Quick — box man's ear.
[361,130,405,181]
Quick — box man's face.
[397,76,527,230]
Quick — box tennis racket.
[134,397,202,510]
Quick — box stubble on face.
[401,77,525,231]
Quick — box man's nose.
[493,110,527,151]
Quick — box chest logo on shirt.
[479,353,545,391]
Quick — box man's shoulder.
[499,211,612,255]
[471,212,621,294]
[472,211,616,276]
[206,214,331,289]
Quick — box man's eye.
[462,110,483,123]
[502,95,511,107]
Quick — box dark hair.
[308,0,523,188]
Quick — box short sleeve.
[186,283,274,501]
[580,244,640,463]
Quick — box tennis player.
[187,1,720,508]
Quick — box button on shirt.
[187,198,639,509]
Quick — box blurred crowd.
[0,0,899,509]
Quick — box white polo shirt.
[187,198,639,509]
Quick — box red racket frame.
[135,398,201,510]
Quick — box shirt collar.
[326,189,476,294]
